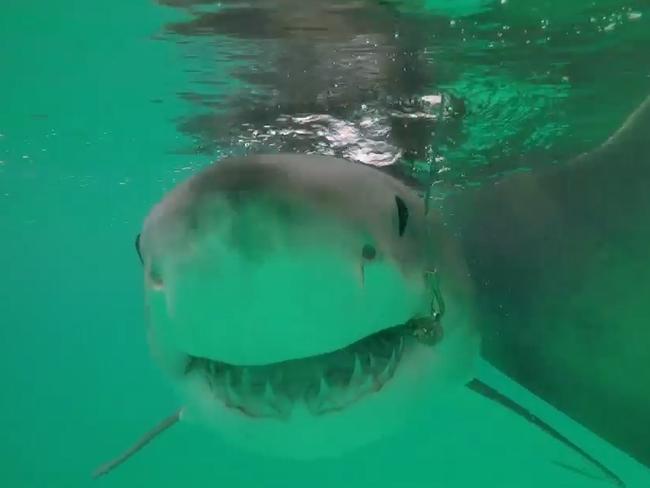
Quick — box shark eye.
[394,195,409,236]
[362,244,376,261]
[135,233,143,265]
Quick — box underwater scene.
[1,0,649,487]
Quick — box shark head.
[136,153,479,459]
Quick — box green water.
[1,1,649,487]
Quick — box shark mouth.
[184,319,442,419]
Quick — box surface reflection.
[156,0,468,173]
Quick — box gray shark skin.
[92,96,650,486]
[442,94,650,469]
[95,154,481,479]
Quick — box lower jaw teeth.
[187,333,409,418]
[304,371,377,416]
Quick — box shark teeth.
[304,377,332,414]
[318,377,330,399]
[240,368,252,394]
[369,353,377,370]
[349,353,364,386]
[193,327,410,419]
[263,380,276,402]
[224,370,243,407]
[259,380,291,419]
[377,348,397,385]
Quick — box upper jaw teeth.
[187,331,410,418]
[377,348,397,384]
[186,317,441,418]
[349,354,364,386]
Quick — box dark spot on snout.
[362,244,377,260]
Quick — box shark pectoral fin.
[466,379,625,488]
[92,407,184,479]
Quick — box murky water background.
[1,1,649,486]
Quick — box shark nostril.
[362,244,376,261]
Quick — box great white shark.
[93,94,650,485]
